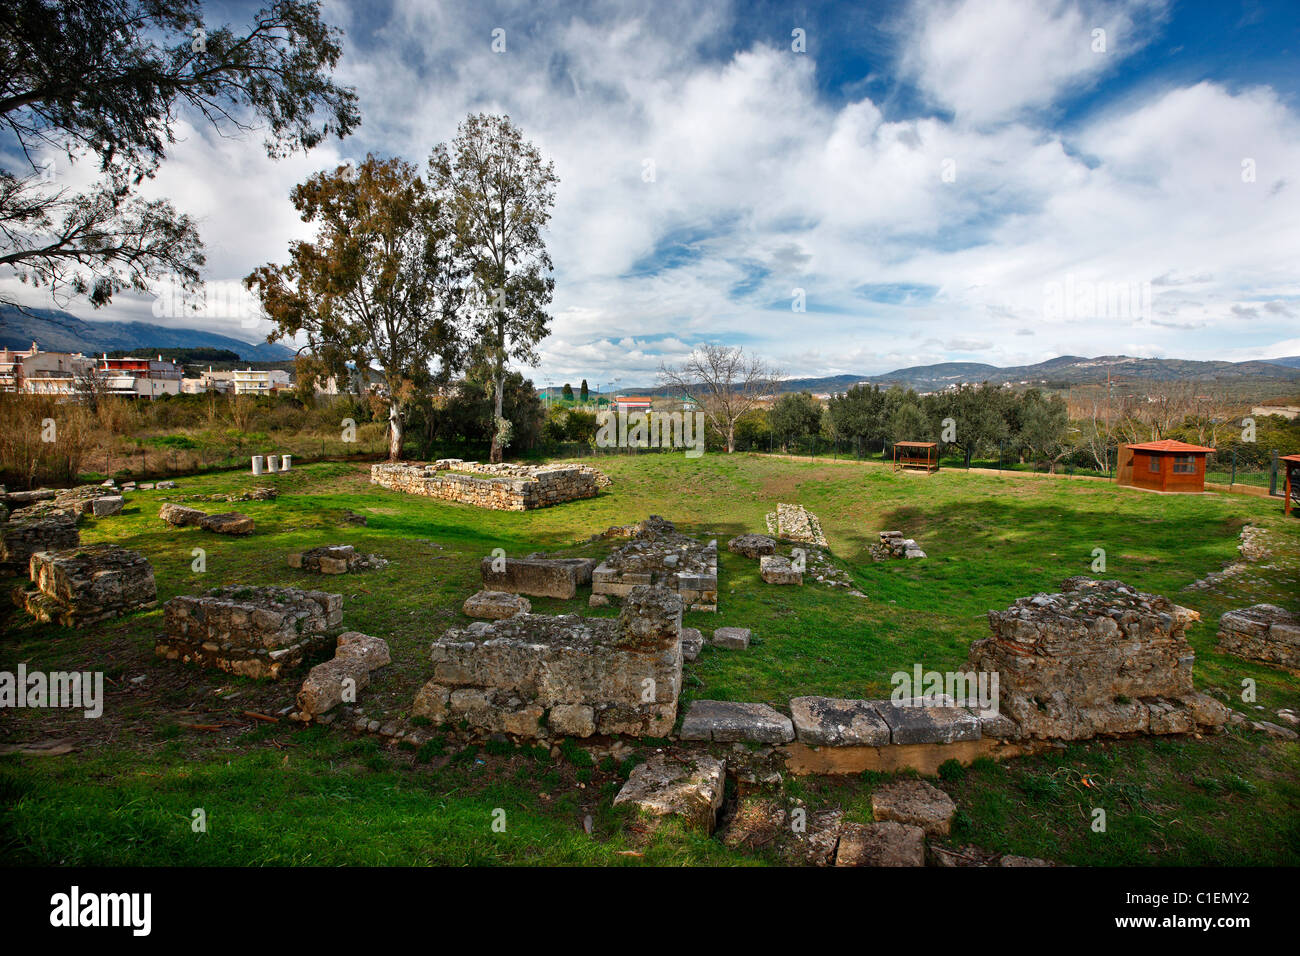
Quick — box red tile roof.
[1127,439,1216,453]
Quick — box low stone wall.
[592,516,718,612]
[15,544,156,626]
[295,631,392,721]
[766,503,827,547]
[969,577,1227,740]
[156,585,343,680]
[1217,605,1300,670]
[412,585,683,738]
[0,514,79,572]
[370,460,604,511]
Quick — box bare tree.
[659,345,779,453]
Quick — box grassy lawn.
[2,453,1298,865]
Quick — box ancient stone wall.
[16,544,157,626]
[412,585,683,738]
[592,516,718,612]
[156,585,343,680]
[968,577,1227,740]
[1217,605,1300,670]
[0,514,79,572]
[370,460,605,510]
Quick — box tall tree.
[769,391,822,449]
[245,155,465,460]
[1018,389,1071,473]
[0,0,359,307]
[429,114,557,463]
[659,345,780,453]
[579,379,589,402]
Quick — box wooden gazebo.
[894,441,939,473]
[1282,454,1300,516]
[1118,439,1214,493]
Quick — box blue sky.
[5,0,1299,384]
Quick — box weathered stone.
[16,544,156,625]
[412,681,450,723]
[371,460,606,511]
[678,700,795,743]
[612,753,726,832]
[591,516,718,612]
[548,703,596,737]
[765,504,827,546]
[0,514,78,572]
[871,780,956,836]
[1217,605,1300,670]
[588,593,611,607]
[417,585,682,738]
[871,530,928,561]
[159,503,207,527]
[463,589,531,620]
[759,554,803,585]
[712,626,750,650]
[680,627,704,662]
[480,556,595,599]
[199,512,254,535]
[1000,855,1054,867]
[156,585,342,680]
[91,496,124,517]
[781,806,844,866]
[790,696,891,746]
[969,577,1226,740]
[835,821,926,867]
[335,631,391,669]
[288,544,387,574]
[297,656,371,718]
[877,697,981,745]
[727,534,776,558]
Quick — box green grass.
[1,453,1297,865]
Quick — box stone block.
[612,753,726,832]
[678,700,795,743]
[759,554,803,585]
[789,696,891,746]
[712,626,750,650]
[870,780,956,836]
[463,589,531,620]
[835,822,926,867]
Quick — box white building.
[231,368,291,395]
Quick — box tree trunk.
[388,401,404,461]
[726,422,735,453]
[489,366,505,463]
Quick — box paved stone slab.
[613,753,726,832]
[870,779,957,836]
[876,697,981,745]
[835,821,926,867]
[790,696,891,746]
[712,626,750,650]
[159,503,207,527]
[679,700,794,743]
[198,512,254,535]
[91,496,124,517]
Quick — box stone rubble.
[727,534,776,558]
[591,516,718,612]
[294,631,392,721]
[870,780,957,836]
[612,753,727,832]
[287,544,388,574]
[759,554,803,585]
[0,513,79,572]
[872,530,927,560]
[835,821,927,867]
[765,503,827,547]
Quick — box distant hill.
[608,353,1300,396]
[0,306,295,362]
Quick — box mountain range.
[0,306,295,361]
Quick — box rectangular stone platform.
[591,516,718,612]
[15,544,157,626]
[480,556,595,599]
[370,461,606,511]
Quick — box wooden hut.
[1282,454,1300,516]
[1119,439,1215,493]
[894,441,939,473]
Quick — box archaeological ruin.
[295,631,392,721]
[370,459,608,510]
[14,544,157,626]
[480,555,595,598]
[1216,604,1300,670]
[287,544,388,575]
[591,516,718,612]
[156,585,344,680]
[412,585,683,738]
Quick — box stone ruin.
[463,589,531,619]
[967,577,1228,740]
[371,459,608,511]
[872,530,926,560]
[12,544,157,626]
[156,585,343,680]
[294,631,392,722]
[287,544,387,575]
[412,585,683,739]
[2,484,128,522]
[591,516,718,612]
[0,513,79,573]
[1216,605,1300,670]
[159,503,254,535]
[766,503,827,547]
[480,555,595,599]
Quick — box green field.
[2,454,1298,865]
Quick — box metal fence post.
[1270,450,1279,496]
